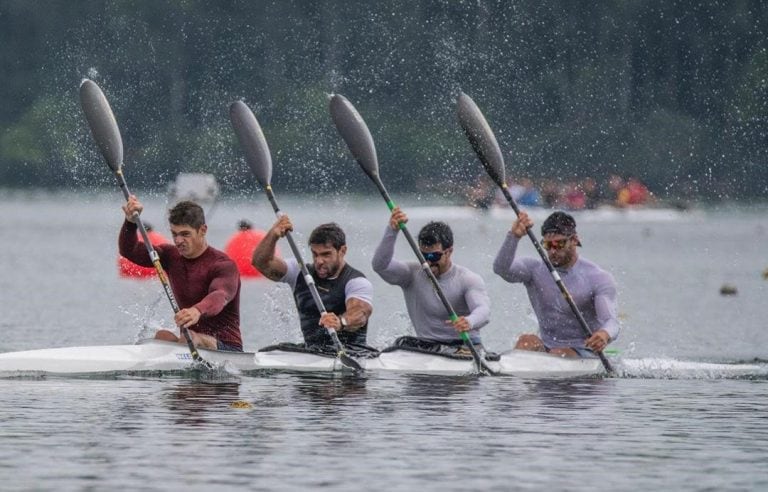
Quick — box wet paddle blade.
[456,92,506,187]
[229,100,273,188]
[329,94,380,181]
[79,79,124,173]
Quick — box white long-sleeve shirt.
[493,232,619,348]
[372,227,490,344]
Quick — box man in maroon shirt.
[120,196,243,351]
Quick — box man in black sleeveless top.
[252,216,373,347]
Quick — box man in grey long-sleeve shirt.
[372,207,490,348]
[493,211,619,357]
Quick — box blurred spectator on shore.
[616,177,652,207]
[582,177,601,209]
[540,179,560,208]
[606,174,625,206]
[463,172,654,210]
[512,178,542,207]
[562,180,587,210]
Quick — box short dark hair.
[309,222,346,249]
[418,221,453,249]
[541,211,582,246]
[541,211,577,236]
[168,201,206,229]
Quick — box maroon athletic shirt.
[119,221,242,350]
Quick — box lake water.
[1,190,767,491]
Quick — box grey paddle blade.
[229,100,273,187]
[79,79,124,173]
[329,94,379,180]
[456,92,506,187]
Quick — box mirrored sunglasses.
[541,237,572,251]
[421,251,444,263]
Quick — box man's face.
[171,223,207,259]
[420,243,452,277]
[542,233,577,268]
[311,242,346,279]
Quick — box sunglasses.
[421,251,445,263]
[541,237,572,251]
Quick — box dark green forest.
[1,0,766,200]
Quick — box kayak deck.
[0,339,605,377]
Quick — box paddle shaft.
[369,176,496,375]
[263,186,361,370]
[115,170,211,369]
[497,185,613,373]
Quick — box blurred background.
[1,0,766,202]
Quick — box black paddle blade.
[456,92,506,187]
[329,94,379,180]
[229,100,272,188]
[79,79,124,173]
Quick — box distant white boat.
[167,173,220,215]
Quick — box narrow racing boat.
[0,339,605,377]
[253,347,604,377]
[0,339,256,375]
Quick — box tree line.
[0,0,766,201]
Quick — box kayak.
[0,339,605,377]
[254,346,604,377]
[0,339,257,374]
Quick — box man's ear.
[572,234,581,247]
[200,224,208,235]
[339,244,348,256]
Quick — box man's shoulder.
[452,263,487,285]
[206,246,240,271]
[342,263,368,279]
[208,246,235,262]
[576,257,615,283]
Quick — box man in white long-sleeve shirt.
[372,207,490,354]
[493,211,619,357]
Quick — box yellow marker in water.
[230,400,253,409]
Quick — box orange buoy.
[118,228,169,278]
[224,220,273,278]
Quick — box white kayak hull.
[0,340,604,377]
[0,340,257,374]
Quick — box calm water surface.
[1,191,767,491]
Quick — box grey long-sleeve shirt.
[493,232,619,348]
[372,227,490,343]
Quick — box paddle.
[329,94,496,376]
[456,92,614,373]
[228,100,363,372]
[79,78,213,370]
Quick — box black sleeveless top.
[293,263,369,346]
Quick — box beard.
[316,261,340,279]
[549,250,574,268]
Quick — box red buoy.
[118,229,169,278]
[224,220,273,278]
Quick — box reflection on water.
[396,374,480,414]
[522,377,615,410]
[291,372,368,407]
[164,380,242,426]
